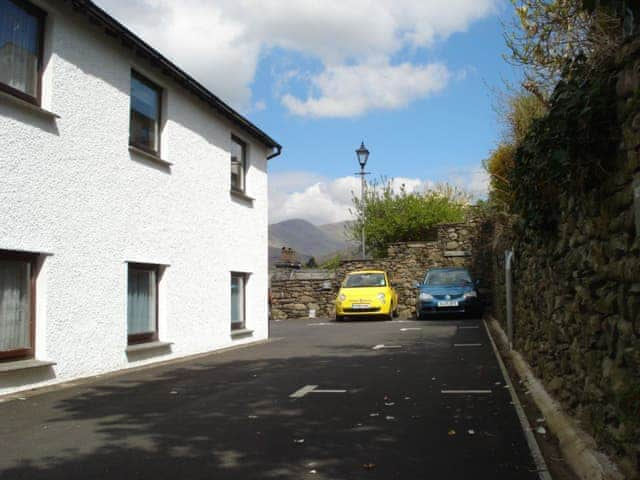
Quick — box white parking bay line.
[400,328,422,332]
[441,390,492,394]
[290,385,318,398]
[308,322,333,326]
[454,343,483,347]
[289,385,347,398]
[372,344,402,350]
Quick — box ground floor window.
[0,250,36,361]
[127,263,158,344]
[231,272,247,330]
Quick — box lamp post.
[355,142,370,259]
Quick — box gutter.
[267,145,282,160]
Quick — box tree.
[348,180,469,258]
[305,257,318,268]
[504,0,634,101]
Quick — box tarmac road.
[0,318,543,479]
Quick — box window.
[127,264,158,344]
[0,250,36,361]
[0,0,45,104]
[230,136,246,192]
[130,71,162,155]
[230,273,247,330]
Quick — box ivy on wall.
[511,57,621,232]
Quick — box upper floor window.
[130,71,162,155]
[0,0,45,105]
[0,250,37,361]
[230,135,247,192]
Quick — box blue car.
[415,268,483,319]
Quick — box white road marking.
[289,385,347,398]
[441,390,492,394]
[308,322,333,326]
[290,385,318,398]
[483,320,552,480]
[372,344,402,350]
[400,328,422,332]
[454,343,482,347]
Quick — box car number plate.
[437,300,459,307]
[351,303,370,309]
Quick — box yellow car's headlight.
[338,294,346,301]
[377,293,386,302]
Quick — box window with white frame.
[230,272,247,330]
[127,263,159,344]
[230,135,247,192]
[0,250,37,361]
[0,0,46,105]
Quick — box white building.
[0,0,281,395]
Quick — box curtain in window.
[0,0,40,97]
[0,259,30,351]
[127,269,156,335]
[231,275,244,328]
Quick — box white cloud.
[282,62,450,117]
[95,0,497,113]
[269,172,435,225]
[448,169,490,199]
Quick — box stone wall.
[487,39,640,478]
[270,271,337,320]
[271,211,486,319]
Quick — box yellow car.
[335,270,399,321]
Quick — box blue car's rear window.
[425,270,472,286]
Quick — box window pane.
[230,138,245,190]
[231,275,244,328]
[130,74,160,152]
[127,268,156,335]
[0,0,41,97]
[0,259,31,352]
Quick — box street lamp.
[355,142,370,259]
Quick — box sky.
[96,0,519,226]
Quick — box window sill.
[230,328,254,338]
[0,90,60,119]
[126,341,173,353]
[129,146,173,167]
[230,189,255,204]
[0,359,56,373]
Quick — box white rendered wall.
[0,2,271,395]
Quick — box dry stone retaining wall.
[485,39,640,478]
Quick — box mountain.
[317,221,355,245]
[269,219,363,268]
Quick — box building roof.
[64,0,281,157]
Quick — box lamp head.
[356,141,369,168]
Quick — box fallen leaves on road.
[448,429,456,436]
[362,463,376,469]
[536,426,547,435]
[293,438,305,444]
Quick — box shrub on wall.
[348,181,468,258]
